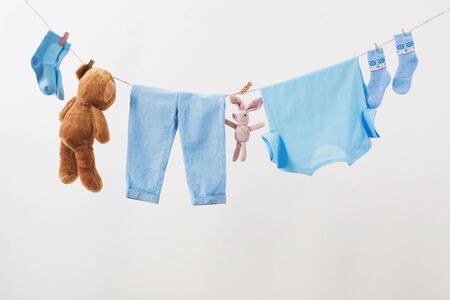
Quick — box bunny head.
[230,95,263,125]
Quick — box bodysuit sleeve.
[362,109,380,138]
[262,131,287,168]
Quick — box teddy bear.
[225,95,265,162]
[58,63,116,192]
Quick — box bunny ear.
[246,97,263,112]
[230,95,245,109]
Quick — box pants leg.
[126,86,178,203]
[178,93,226,205]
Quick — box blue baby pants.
[261,58,376,175]
[126,85,226,205]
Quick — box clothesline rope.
[23,0,133,86]
[23,0,449,95]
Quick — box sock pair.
[366,32,418,109]
[31,31,71,100]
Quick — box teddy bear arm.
[91,107,110,144]
[59,97,76,121]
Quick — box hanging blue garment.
[261,57,377,175]
[31,31,71,100]
[126,85,227,205]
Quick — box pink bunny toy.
[225,95,265,162]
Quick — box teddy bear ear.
[76,64,91,80]
[103,80,116,103]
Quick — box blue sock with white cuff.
[366,48,391,109]
[393,32,418,95]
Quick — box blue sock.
[366,48,391,109]
[31,31,70,100]
[393,32,418,95]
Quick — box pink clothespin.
[59,32,69,47]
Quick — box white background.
[1,1,450,299]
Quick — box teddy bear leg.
[74,147,103,192]
[240,142,247,162]
[233,142,241,162]
[59,142,78,184]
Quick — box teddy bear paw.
[60,172,78,184]
[81,175,103,193]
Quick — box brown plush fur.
[59,64,116,192]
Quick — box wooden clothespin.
[402,28,407,35]
[239,82,253,95]
[87,59,95,69]
[59,32,69,47]
[374,42,379,50]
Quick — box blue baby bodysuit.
[261,57,376,175]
